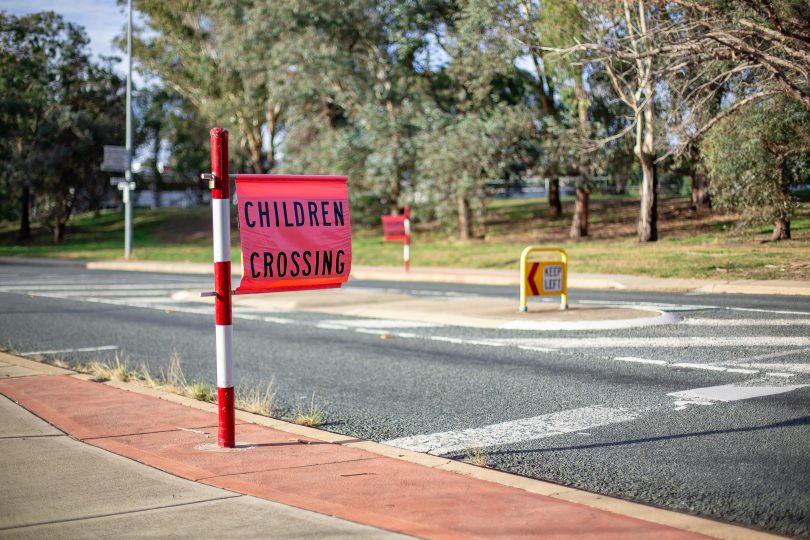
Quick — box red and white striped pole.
[403,206,410,272]
[210,127,234,448]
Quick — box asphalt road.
[1,262,808,537]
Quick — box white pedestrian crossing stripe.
[384,383,809,455]
[383,405,641,455]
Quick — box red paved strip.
[0,375,223,439]
[92,423,377,481]
[0,375,709,539]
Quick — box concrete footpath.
[1,256,808,296]
[0,354,780,539]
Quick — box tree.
[0,11,124,242]
[136,86,176,208]
[550,0,663,242]
[0,11,68,241]
[128,0,285,173]
[468,0,566,218]
[417,105,532,240]
[702,96,809,241]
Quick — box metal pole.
[210,128,234,448]
[123,184,132,257]
[403,207,410,272]
[124,0,133,259]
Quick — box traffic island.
[184,287,681,331]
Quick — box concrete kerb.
[0,352,782,540]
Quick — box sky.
[2,0,130,71]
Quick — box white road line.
[499,311,681,331]
[727,348,810,364]
[0,284,197,291]
[668,383,808,411]
[382,405,641,455]
[683,318,810,326]
[672,363,727,372]
[32,291,182,298]
[22,293,299,324]
[614,356,667,366]
[492,336,810,348]
[518,345,559,353]
[320,319,441,329]
[428,336,505,347]
[614,357,759,374]
[577,300,718,311]
[385,382,810,456]
[21,345,119,356]
[737,363,810,374]
[726,307,810,316]
[355,328,390,335]
[316,323,349,330]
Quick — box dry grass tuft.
[293,393,329,427]
[83,354,137,382]
[187,380,215,402]
[236,380,277,416]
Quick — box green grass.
[2,197,808,281]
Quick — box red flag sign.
[381,215,408,242]
[235,174,351,295]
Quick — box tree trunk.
[637,151,658,242]
[266,103,279,172]
[52,221,65,244]
[151,135,161,209]
[771,219,791,241]
[569,186,589,238]
[771,162,791,241]
[688,148,711,211]
[242,121,263,173]
[637,77,658,242]
[690,170,711,211]
[548,178,562,218]
[570,74,590,239]
[456,193,472,241]
[18,185,31,242]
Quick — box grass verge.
[1,197,808,280]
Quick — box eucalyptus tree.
[451,0,612,238]
[128,0,285,173]
[0,11,73,240]
[416,104,533,240]
[0,11,125,242]
[263,0,454,215]
[702,96,809,241]
[457,0,566,217]
[550,0,665,242]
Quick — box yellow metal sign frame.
[519,246,568,311]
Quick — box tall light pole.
[124,0,133,259]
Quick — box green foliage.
[702,97,809,226]
[415,104,534,238]
[0,11,125,242]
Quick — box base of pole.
[519,306,528,312]
[560,304,569,310]
[217,386,235,448]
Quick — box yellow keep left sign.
[520,247,568,311]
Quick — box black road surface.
[1,263,808,536]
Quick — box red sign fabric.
[382,215,407,242]
[235,174,351,295]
